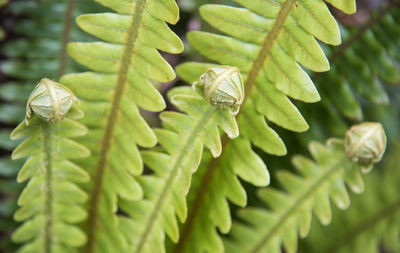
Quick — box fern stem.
[57,0,75,79]
[86,0,147,252]
[325,199,400,253]
[135,106,218,253]
[41,121,53,253]
[249,157,347,253]
[174,1,296,251]
[242,0,295,98]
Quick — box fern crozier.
[345,122,387,173]
[25,78,78,125]
[195,66,244,115]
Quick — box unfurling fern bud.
[25,78,80,125]
[194,66,244,115]
[345,122,387,173]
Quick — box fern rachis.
[84,1,147,250]
[57,0,75,79]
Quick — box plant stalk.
[41,121,53,253]
[86,0,147,252]
[57,0,75,79]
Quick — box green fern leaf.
[118,66,241,253]
[173,1,355,251]
[10,79,90,253]
[0,1,96,251]
[223,132,386,253]
[302,150,400,253]
[174,135,269,253]
[60,0,183,251]
[318,6,400,123]
[177,0,354,155]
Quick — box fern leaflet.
[60,0,183,251]
[174,0,355,251]
[316,4,400,122]
[302,149,400,253]
[118,66,241,253]
[224,134,384,253]
[0,1,92,250]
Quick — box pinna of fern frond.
[61,0,183,251]
[223,122,387,253]
[303,157,400,253]
[180,0,357,156]
[172,1,358,252]
[318,7,400,122]
[119,65,243,253]
[10,79,90,253]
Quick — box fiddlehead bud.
[194,66,244,115]
[25,78,79,125]
[345,122,387,173]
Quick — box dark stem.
[173,1,296,252]
[57,0,75,79]
[41,121,53,253]
[85,0,147,252]
[135,106,217,253]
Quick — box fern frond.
[10,79,90,253]
[0,1,92,250]
[317,4,400,121]
[175,134,270,253]
[301,150,400,253]
[0,0,76,127]
[223,135,383,253]
[118,66,241,253]
[0,0,95,81]
[0,85,30,241]
[174,1,355,251]
[60,0,183,251]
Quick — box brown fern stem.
[85,0,147,252]
[57,0,75,79]
[173,1,296,252]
